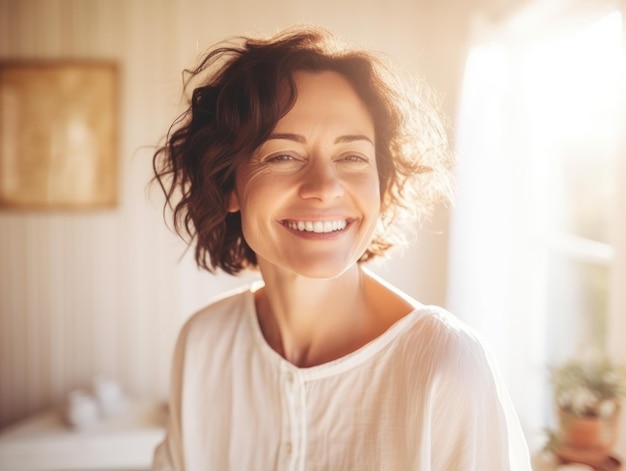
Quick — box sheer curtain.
[447,0,625,452]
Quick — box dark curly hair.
[153,26,453,275]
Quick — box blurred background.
[0,0,624,468]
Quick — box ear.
[226,190,240,213]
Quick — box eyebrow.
[267,133,374,146]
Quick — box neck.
[255,264,376,367]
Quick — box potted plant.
[548,352,626,467]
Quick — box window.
[525,8,621,359]
[448,0,625,451]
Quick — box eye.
[338,153,371,164]
[344,154,367,162]
[266,153,296,163]
[261,152,306,170]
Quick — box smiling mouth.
[282,220,348,233]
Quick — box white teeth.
[287,220,348,233]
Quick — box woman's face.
[227,70,380,279]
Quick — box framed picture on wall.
[0,61,119,209]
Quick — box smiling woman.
[151,26,532,470]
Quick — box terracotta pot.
[555,402,620,467]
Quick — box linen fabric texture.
[152,285,532,470]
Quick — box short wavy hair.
[153,26,453,275]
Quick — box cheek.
[236,175,286,234]
[234,168,268,212]
[239,176,283,212]
[356,172,382,206]
[364,179,382,226]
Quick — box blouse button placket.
[280,366,305,471]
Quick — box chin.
[256,245,370,280]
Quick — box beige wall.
[0,0,500,428]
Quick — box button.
[286,372,294,383]
[285,442,292,454]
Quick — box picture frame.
[0,61,119,209]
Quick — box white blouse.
[152,285,531,470]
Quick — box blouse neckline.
[243,285,426,381]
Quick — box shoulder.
[398,305,499,387]
[401,306,507,418]
[177,284,256,350]
[405,305,488,355]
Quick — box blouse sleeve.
[151,323,189,471]
[428,323,532,470]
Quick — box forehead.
[273,70,375,137]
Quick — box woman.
[152,27,531,470]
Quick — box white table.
[0,399,166,471]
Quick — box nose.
[298,160,344,201]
